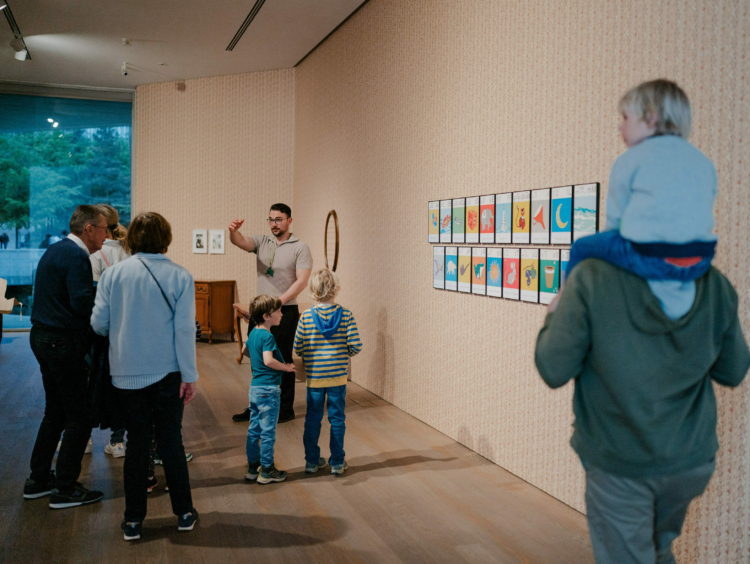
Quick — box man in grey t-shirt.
[229,203,312,423]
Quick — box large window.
[0,93,132,329]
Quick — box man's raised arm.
[228,218,256,253]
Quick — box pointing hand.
[229,218,245,232]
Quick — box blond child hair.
[618,79,691,139]
[308,269,341,302]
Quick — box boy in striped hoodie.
[294,269,362,475]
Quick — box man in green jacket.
[535,259,749,564]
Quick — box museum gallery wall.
[133,69,296,313]
[292,1,750,563]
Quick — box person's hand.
[180,381,197,405]
[229,218,245,232]
[286,363,296,374]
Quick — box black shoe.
[49,483,104,509]
[146,476,158,493]
[121,520,142,541]
[178,509,199,531]
[23,471,55,499]
[232,408,251,422]
[245,461,261,481]
[277,413,295,424]
[257,465,287,484]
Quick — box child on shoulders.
[294,269,362,476]
[242,295,296,484]
[564,79,718,319]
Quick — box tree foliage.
[0,128,131,245]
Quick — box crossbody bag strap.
[137,257,174,314]
[99,250,111,268]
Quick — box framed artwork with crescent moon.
[550,186,573,244]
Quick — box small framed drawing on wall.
[193,229,208,254]
[209,229,226,254]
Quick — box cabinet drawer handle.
[195,284,209,294]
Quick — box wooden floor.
[0,333,593,563]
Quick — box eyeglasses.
[92,223,108,231]
[267,218,286,225]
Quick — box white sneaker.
[84,438,93,454]
[104,442,126,458]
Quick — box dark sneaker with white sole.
[121,520,142,541]
[305,457,327,473]
[331,461,349,475]
[245,461,261,481]
[177,509,199,531]
[23,471,55,499]
[146,476,158,493]
[49,483,103,509]
[257,465,287,484]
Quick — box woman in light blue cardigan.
[91,212,199,541]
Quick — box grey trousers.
[585,460,715,564]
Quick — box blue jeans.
[567,231,712,282]
[246,386,281,468]
[304,385,346,466]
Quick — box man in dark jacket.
[535,259,749,564]
[23,205,108,509]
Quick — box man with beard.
[228,204,312,424]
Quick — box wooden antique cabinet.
[194,280,236,343]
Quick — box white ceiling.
[0,0,364,90]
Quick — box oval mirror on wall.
[324,210,339,272]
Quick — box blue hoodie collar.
[310,304,343,338]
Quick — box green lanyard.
[266,244,276,277]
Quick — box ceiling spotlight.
[121,62,128,76]
[47,118,54,123]
[14,49,27,61]
[10,37,25,52]
[0,5,7,10]
[53,122,58,128]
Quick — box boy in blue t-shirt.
[563,79,717,319]
[241,295,296,484]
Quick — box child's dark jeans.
[567,231,714,282]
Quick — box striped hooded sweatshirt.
[293,304,362,388]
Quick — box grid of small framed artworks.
[433,246,572,304]
[429,183,599,305]
[429,183,600,246]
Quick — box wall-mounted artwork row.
[428,183,599,245]
[432,246,568,306]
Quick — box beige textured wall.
[133,69,295,312]
[293,1,750,562]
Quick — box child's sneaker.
[121,520,141,541]
[331,461,349,476]
[177,509,199,531]
[257,465,287,484]
[105,442,126,458]
[305,457,327,474]
[245,461,261,481]
[23,471,55,499]
[146,476,158,493]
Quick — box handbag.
[137,258,201,341]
